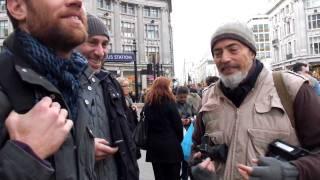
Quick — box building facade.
[247,15,272,69]
[84,0,174,91]
[268,0,320,78]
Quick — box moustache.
[219,64,240,71]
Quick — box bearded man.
[191,22,320,180]
[0,0,100,179]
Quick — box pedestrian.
[117,76,141,159]
[176,86,197,180]
[144,77,183,180]
[191,21,320,180]
[292,62,320,96]
[76,14,139,180]
[0,0,88,179]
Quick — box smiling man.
[191,22,320,180]
[0,0,103,180]
[76,14,139,180]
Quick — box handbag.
[181,123,194,161]
[133,108,148,150]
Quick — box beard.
[220,71,248,89]
[26,4,87,54]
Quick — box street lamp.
[133,39,139,102]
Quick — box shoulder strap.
[272,71,295,128]
[0,52,35,113]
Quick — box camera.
[191,134,228,165]
[266,139,310,161]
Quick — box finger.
[63,120,73,133]
[238,168,249,180]
[95,138,109,145]
[58,109,68,122]
[50,102,61,113]
[237,164,253,175]
[257,156,275,166]
[97,143,118,155]
[5,110,19,128]
[193,152,202,158]
[252,158,258,164]
[36,97,53,109]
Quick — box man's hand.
[237,157,299,180]
[191,158,217,180]
[94,138,119,161]
[5,97,73,159]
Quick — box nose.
[94,45,106,59]
[66,0,83,8]
[220,50,232,63]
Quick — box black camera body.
[192,134,228,165]
[266,139,310,161]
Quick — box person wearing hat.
[76,14,139,180]
[190,21,320,180]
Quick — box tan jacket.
[200,67,307,180]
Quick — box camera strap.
[272,71,295,128]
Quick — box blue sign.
[105,53,135,63]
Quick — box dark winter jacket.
[144,100,184,163]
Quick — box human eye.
[213,50,222,58]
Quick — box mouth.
[62,13,84,25]
[220,65,240,75]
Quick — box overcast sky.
[171,0,272,81]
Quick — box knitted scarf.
[15,30,87,120]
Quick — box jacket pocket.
[254,95,291,130]
[247,128,289,158]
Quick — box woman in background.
[117,77,141,159]
[144,77,183,180]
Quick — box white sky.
[171,0,272,81]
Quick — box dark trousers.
[152,162,181,180]
[181,160,189,180]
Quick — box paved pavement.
[138,150,155,180]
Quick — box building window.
[121,21,135,38]
[308,14,320,29]
[253,25,258,33]
[258,24,264,32]
[101,18,112,34]
[145,46,160,64]
[121,2,135,15]
[0,20,8,38]
[97,0,112,10]
[144,6,160,18]
[310,36,320,55]
[145,24,159,39]
[122,44,134,53]
[306,0,320,8]
[0,0,5,11]
[264,24,269,32]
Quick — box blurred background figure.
[144,77,183,180]
[205,76,219,87]
[175,86,197,180]
[117,77,141,159]
[292,62,320,96]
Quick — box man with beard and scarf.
[191,21,320,180]
[76,14,139,180]
[0,0,102,179]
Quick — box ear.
[7,0,27,21]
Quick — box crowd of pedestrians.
[0,0,320,180]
